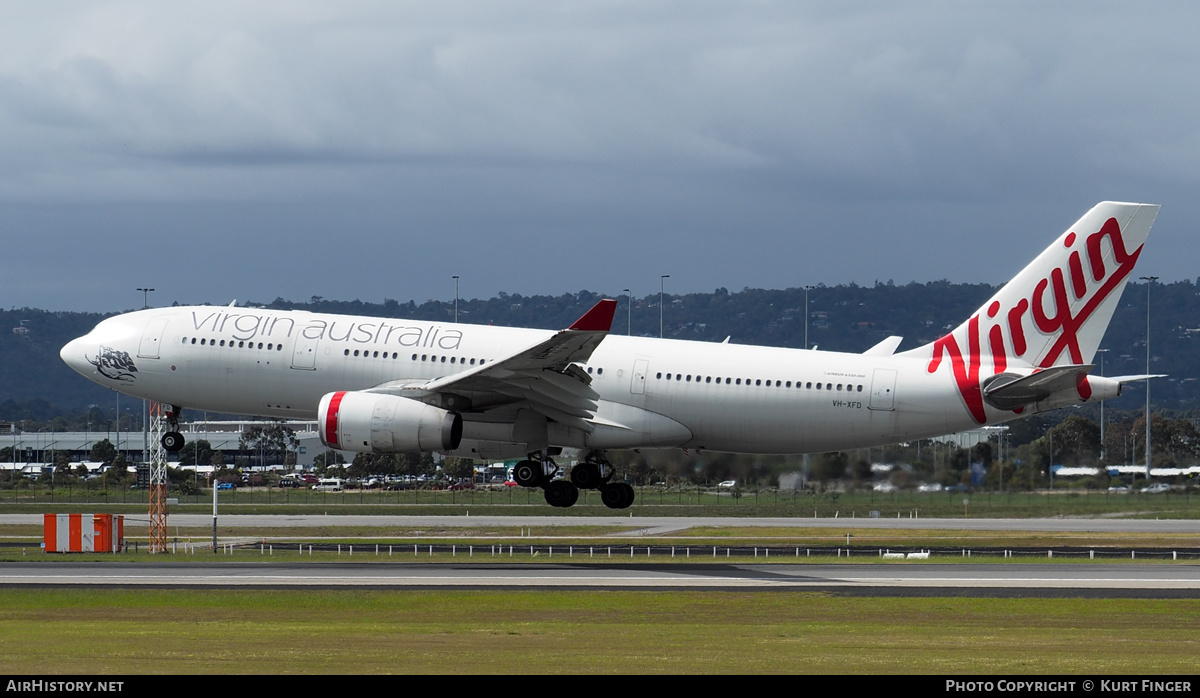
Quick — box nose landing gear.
[160,404,185,452]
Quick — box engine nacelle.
[318,391,462,453]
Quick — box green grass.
[0,589,1195,674]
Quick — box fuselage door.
[869,368,897,410]
[631,359,648,395]
[137,318,168,359]
[291,335,319,370]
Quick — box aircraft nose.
[60,335,94,377]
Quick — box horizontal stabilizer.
[1109,374,1167,384]
[983,365,1093,411]
[863,336,903,356]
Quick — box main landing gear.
[512,452,634,509]
[160,404,185,452]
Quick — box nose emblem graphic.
[86,346,139,382]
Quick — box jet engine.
[318,391,462,453]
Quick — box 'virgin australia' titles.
[188,309,464,350]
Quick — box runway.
[5,515,1198,596]
[4,514,1200,534]
[2,562,1198,595]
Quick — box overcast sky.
[2,2,1197,312]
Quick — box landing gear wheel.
[544,480,579,508]
[161,431,185,452]
[513,460,544,488]
[601,482,634,509]
[570,462,603,489]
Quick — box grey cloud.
[0,2,1196,311]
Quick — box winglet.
[569,299,618,332]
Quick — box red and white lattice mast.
[148,402,169,553]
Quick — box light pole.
[1048,429,1054,489]
[452,276,460,323]
[1000,429,1008,492]
[623,289,631,336]
[804,285,813,350]
[1140,276,1157,479]
[659,275,670,338]
[1096,348,1108,462]
[135,289,154,468]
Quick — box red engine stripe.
[324,391,346,448]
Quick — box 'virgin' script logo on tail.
[928,217,1142,423]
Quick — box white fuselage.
[61,305,985,456]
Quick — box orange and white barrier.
[43,514,124,553]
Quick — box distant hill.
[4,280,1195,422]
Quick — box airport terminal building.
[0,420,326,479]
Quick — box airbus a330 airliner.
[62,202,1160,508]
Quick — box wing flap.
[526,367,600,401]
[507,378,596,414]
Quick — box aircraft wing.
[367,299,618,432]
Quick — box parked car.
[216,482,236,490]
[1140,482,1172,493]
[313,478,344,492]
